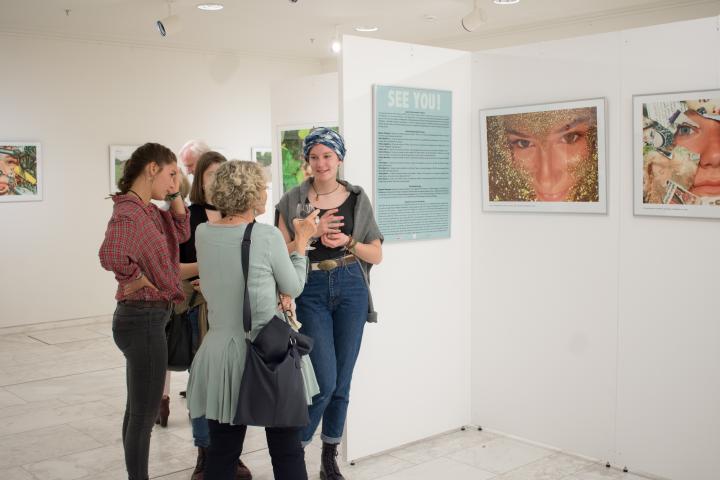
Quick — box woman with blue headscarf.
[276,127,383,480]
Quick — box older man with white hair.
[179,139,211,177]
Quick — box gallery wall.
[0,32,322,328]
[341,35,472,461]
[471,16,720,480]
[269,71,339,208]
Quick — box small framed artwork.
[252,146,272,184]
[109,145,139,194]
[633,90,720,218]
[480,98,607,214]
[0,142,42,202]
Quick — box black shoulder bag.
[233,222,313,427]
[166,290,198,371]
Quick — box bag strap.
[241,221,256,335]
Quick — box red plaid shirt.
[99,194,191,303]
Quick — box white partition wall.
[471,32,622,464]
[616,19,720,480]
[471,17,720,480]
[341,35,472,461]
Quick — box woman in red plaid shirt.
[99,142,191,480]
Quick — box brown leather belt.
[310,254,358,272]
[119,300,173,310]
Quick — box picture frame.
[480,98,607,214]
[633,89,720,218]
[109,145,139,194]
[0,142,42,202]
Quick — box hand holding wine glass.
[292,207,320,253]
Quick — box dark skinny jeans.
[112,302,171,480]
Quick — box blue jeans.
[296,261,368,445]
[188,306,211,448]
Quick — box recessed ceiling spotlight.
[493,0,520,4]
[354,26,379,32]
[197,3,224,10]
[424,14,438,21]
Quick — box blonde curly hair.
[209,160,266,215]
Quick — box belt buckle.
[317,259,338,271]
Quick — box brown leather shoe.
[236,458,252,480]
[155,395,170,427]
[320,442,344,480]
[191,447,206,480]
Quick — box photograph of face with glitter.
[0,143,41,202]
[635,91,720,218]
[481,99,606,213]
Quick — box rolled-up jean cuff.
[320,434,342,445]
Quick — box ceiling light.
[331,39,342,53]
[157,1,182,37]
[197,3,224,11]
[157,14,181,36]
[461,0,486,32]
[424,14,438,21]
[493,0,520,4]
[354,26,379,32]
[331,26,341,54]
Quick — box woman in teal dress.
[187,160,319,480]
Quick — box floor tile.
[495,452,592,480]
[378,456,496,480]
[341,453,415,480]
[0,425,103,469]
[0,466,35,480]
[389,428,497,464]
[561,463,651,480]
[2,400,111,436]
[29,326,108,345]
[447,436,555,474]
[0,388,26,408]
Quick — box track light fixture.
[157,1,182,37]
[462,0,486,32]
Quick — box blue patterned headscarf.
[302,127,346,161]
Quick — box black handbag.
[233,222,313,428]
[166,291,197,371]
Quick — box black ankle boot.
[191,447,206,480]
[320,442,344,480]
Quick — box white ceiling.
[0,0,718,61]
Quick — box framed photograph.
[0,142,42,202]
[480,98,607,213]
[109,145,139,194]
[278,124,339,195]
[251,146,272,181]
[633,90,720,218]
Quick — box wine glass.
[296,202,318,250]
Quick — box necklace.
[312,181,340,200]
[128,189,146,203]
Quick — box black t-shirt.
[309,192,357,262]
[179,203,209,265]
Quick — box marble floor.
[0,316,651,480]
